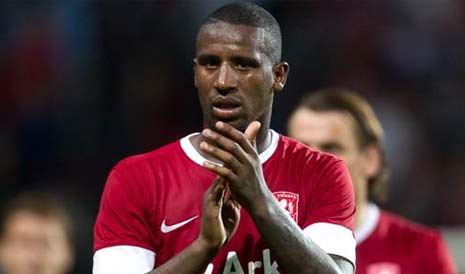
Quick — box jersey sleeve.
[302,158,356,265]
[93,246,155,274]
[94,166,155,252]
[427,232,457,274]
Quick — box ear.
[193,58,198,88]
[272,61,289,92]
[362,145,382,178]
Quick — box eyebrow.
[196,54,260,67]
[230,56,260,67]
[301,141,344,153]
[320,142,344,151]
[196,54,220,64]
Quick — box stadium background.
[1,1,464,273]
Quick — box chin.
[227,121,248,132]
[223,118,251,131]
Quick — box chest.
[149,164,307,273]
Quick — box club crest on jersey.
[367,262,401,274]
[273,191,299,222]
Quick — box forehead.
[196,22,267,57]
[290,109,357,144]
[3,211,66,237]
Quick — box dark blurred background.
[1,1,464,273]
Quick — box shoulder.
[277,135,344,170]
[274,135,351,192]
[98,140,184,215]
[275,135,353,206]
[380,210,438,234]
[378,210,455,270]
[103,139,185,195]
[112,139,182,175]
[378,210,444,245]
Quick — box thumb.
[244,121,261,147]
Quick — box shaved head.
[198,2,282,63]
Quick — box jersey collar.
[180,129,280,166]
[355,202,380,245]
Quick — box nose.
[214,62,237,94]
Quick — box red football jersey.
[356,204,457,274]
[93,131,356,274]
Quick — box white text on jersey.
[204,249,279,274]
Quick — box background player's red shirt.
[93,131,356,274]
[356,204,457,274]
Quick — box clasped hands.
[197,121,270,251]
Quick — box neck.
[255,107,273,154]
[355,199,369,229]
[256,124,271,154]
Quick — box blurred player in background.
[288,88,457,274]
[93,2,356,274]
[0,192,74,274]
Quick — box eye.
[197,55,220,70]
[321,144,344,155]
[232,57,259,71]
[204,60,219,70]
[235,62,251,71]
[234,62,250,70]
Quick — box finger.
[202,129,250,164]
[213,177,226,203]
[229,197,241,209]
[244,121,261,146]
[222,199,241,238]
[200,141,243,171]
[205,176,226,206]
[210,176,226,192]
[214,122,258,155]
[222,200,240,223]
[224,197,241,213]
[203,161,238,183]
[224,184,230,199]
[223,198,238,213]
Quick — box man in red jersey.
[93,2,356,274]
[288,88,457,274]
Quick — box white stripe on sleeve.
[303,222,356,265]
[93,245,155,274]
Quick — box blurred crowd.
[1,1,464,273]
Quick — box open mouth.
[212,100,241,120]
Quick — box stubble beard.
[203,112,250,133]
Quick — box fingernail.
[203,161,214,167]
[216,121,223,129]
[200,141,208,149]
